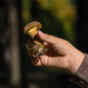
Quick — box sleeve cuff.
[70,54,88,88]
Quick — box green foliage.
[22,0,31,24]
[22,0,77,45]
[37,0,77,45]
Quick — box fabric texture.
[70,54,88,88]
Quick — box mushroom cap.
[24,21,42,34]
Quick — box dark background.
[0,0,88,88]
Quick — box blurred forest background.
[0,0,88,88]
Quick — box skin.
[30,31,85,74]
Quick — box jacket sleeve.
[70,54,88,88]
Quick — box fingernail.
[38,30,43,35]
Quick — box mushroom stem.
[28,26,38,38]
[33,40,43,46]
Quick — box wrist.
[68,50,85,74]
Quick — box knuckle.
[64,57,70,69]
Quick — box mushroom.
[24,21,47,58]
[24,21,42,38]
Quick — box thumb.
[37,31,59,45]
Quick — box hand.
[30,31,85,74]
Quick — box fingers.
[37,31,60,45]
[31,55,49,66]
[40,55,69,69]
[31,54,68,69]
[31,57,41,66]
[43,42,48,46]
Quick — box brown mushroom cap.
[24,21,42,34]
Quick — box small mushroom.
[24,21,42,38]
